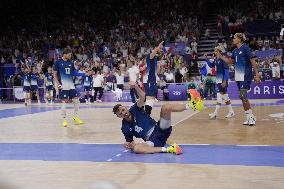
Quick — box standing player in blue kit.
[216,33,260,126]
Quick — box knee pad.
[222,94,230,102]
[217,93,222,104]
[73,98,80,104]
[159,117,171,130]
[239,89,248,102]
[49,91,54,97]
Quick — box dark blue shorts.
[46,86,54,91]
[23,86,31,92]
[236,81,252,90]
[144,82,157,97]
[148,122,172,147]
[60,89,78,100]
[84,86,92,92]
[216,82,228,93]
[30,85,39,92]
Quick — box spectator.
[92,71,105,103]
[115,70,125,90]
[270,60,281,80]
[127,61,139,103]
[164,68,175,83]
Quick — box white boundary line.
[172,108,206,127]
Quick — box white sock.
[73,99,80,116]
[162,147,167,152]
[227,104,233,112]
[185,104,190,110]
[246,109,252,116]
[61,102,67,119]
[214,104,220,115]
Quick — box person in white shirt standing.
[115,69,125,90]
[270,60,281,80]
[280,27,284,40]
[127,61,140,103]
[92,70,105,103]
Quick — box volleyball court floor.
[0,99,283,189]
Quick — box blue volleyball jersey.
[121,103,157,142]
[45,73,54,86]
[144,54,158,83]
[53,58,75,90]
[30,73,39,85]
[231,44,253,81]
[215,57,229,84]
[23,73,31,86]
[83,75,93,87]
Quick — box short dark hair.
[113,104,122,114]
[63,48,72,55]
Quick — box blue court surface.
[0,143,284,167]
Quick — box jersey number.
[65,68,71,75]
[135,125,143,133]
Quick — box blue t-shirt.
[45,73,54,86]
[215,57,229,84]
[23,73,31,86]
[121,104,157,142]
[30,73,39,86]
[231,44,253,81]
[53,58,76,90]
[83,75,93,87]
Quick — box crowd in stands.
[0,0,283,102]
[216,0,284,36]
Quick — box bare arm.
[150,41,164,59]
[157,61,161,74]
[129,81,145,108]
[216,51,234,65]
[53,70,61,89]
[125,142,163,154]
[139,64,146,72]
[250,58,261,84]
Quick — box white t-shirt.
[93,74,104,87]
[115,73,125,85]
[76,54,83,61]
[180,67,188,76]
[93,55,100,62]
[270,62,280,78]
[122,49,128,58]
[128,66,139,82]
[280,28,284,36]
[164,72,174,82]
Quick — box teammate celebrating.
[141,41,163,115]
[44,67,54,104]
[209,46,235,119]
[216,33,260,126]
[53,48,84,127]
[30,66,41,105]
[82,70,93,105]
[23,67,31,106]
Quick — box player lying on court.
[113,81,203,155]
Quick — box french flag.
[162,46,173,54]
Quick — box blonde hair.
[234,33,247,42]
